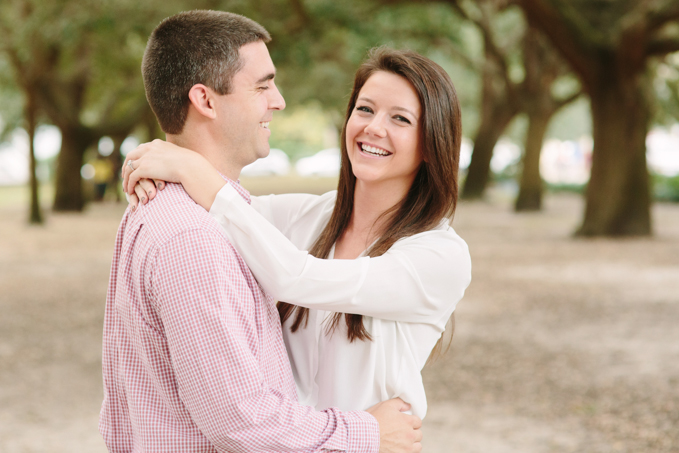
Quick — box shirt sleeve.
[210,183,472,324]
[149,228,379,453]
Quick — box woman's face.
[345,71,422,191]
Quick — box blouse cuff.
[209,182,240,220]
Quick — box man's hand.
[367,398,422,453]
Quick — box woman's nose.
[364,115,387,137]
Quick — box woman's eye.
[356,106,373,113]
[395,115,411,124]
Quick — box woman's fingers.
[128,192,140,211]
[134,179,150,205]
[124,140,155,162]
[139,178,158,200]
[154,179,166,191]
[122,157,142,193]
[122,141,159,192]
[126,165,144,195]
[122,159,131,190]
[121,139,185,195]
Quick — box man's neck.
[167,133,242,181]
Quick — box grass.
[0,184,54,209]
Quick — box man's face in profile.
[214,40,286,168]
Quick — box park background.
[1,0,678,452]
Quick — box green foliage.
[653,172,679,202]
[546,181,586,194]
[0,54,23,141]
[264,0,480,123]
[0,0,486,148]
[0,0,604,163]
[268,103,338,161]
[0,0,193,130]
[653,52,679,126]
[546,96,591,140]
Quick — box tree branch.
[283,0,310,35]
[437,38,484,73]
[445,0,476,23]
[95,102,149,139]
[516,0,596,87]
[647,37,679,56]
[445,0,518,97]
[647,0,679,31]
[554,89,581,110]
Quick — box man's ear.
[187,84,218,119]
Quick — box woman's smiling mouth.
[359,142,392,157]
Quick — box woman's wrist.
[182,155,226,211]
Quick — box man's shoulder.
[129,183,226,247]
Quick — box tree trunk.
[515,112,550,211]
[52,126,93,211]
[26,92,43,224]
[576,71,651,236]
[461,39,520,200]
[462,110,515,199]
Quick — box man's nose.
[269,83,286,111]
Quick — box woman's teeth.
[361,144,390,156]
[260,122,270,129]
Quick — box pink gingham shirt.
[100,181,379,452]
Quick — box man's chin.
[257,146,271,160]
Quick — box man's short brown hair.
[142,10,271,134]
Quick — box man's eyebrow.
[256,72,275,84]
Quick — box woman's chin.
[352,171,383,186]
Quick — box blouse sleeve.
[211,183,472,324]
[249,192,331,238]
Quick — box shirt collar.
[220,173,252,205]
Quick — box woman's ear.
[187,84,217,119]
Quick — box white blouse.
[209,183,472,418]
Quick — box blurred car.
[241,148,291,177]
[295,148,341,177]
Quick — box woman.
[123,47,471,419]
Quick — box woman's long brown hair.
[278,47,462,345]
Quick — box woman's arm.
[122,140,226,210]
[212,183,472,324]
[122,140,332,237]
[250,191,335,239]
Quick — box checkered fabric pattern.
[99,181,379,452]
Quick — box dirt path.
[1,186,677,452]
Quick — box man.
[100,10,422,453]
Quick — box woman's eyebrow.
[357,96,418,118]
[393,106,418,118]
